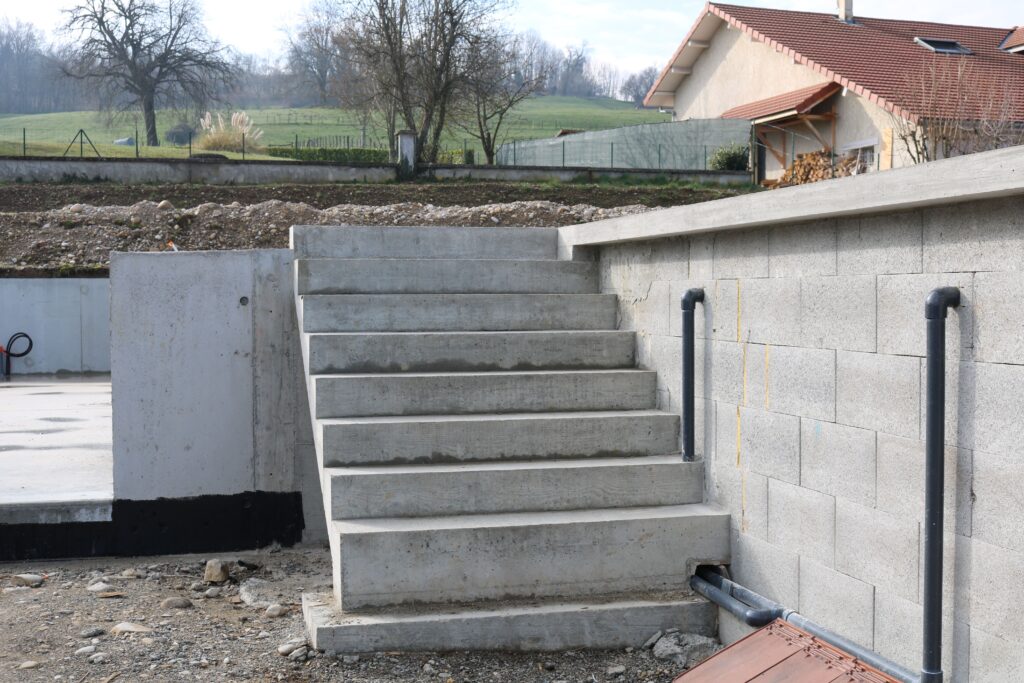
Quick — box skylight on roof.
[915,37,972,55]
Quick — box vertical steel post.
[681,288,705,461]
[22,128,26,157]
[242,133,246,160]
[922,286,960,683]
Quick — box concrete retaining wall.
[0,156,396,184]
[560,146,1024,680]
[0,278,109,374]
[422,164,751,186]
[109,251,325,542]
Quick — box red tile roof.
[652,3,1024,122]
[721,82,841,120]
[1004,27,1024,51]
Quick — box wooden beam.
[756,129,786,167]
[670,67,692,75]
[688,40,710,49]
[803,119,830,151]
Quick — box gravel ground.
[0,547,717,682]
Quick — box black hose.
[2,332,33,378]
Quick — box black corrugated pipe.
[691,568,918,683]
[922,287,961,683]
[681,288,704,461]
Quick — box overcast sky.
[6,1,1022,74]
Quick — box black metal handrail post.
[922,286,960,683]
[681,288,705,461]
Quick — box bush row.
[266,147,390,164]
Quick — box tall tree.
[62,0,235,146]
[287,0,346,106]
[622,66,658,106]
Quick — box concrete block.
[669,279,738,341]
[313,369,658,418]
[798,558,875,649]
[701,341,748,406]
[617,280,670,335]
[707,460,768,540]
[835,499,919,602]
[961,361,1024,457]
[974,271,1024,365]
[300,293,619,333]
[307,330,636,374]
[296,258,598,295]
[970,629,1024,682]
[876,433,971,536]
[837,210,923,275]
[922,196,1024,273]
[303,592,718,653]
[800,419,876,506]
[972,448,1024,553]
[718,405,800,484]
[836,351,919,438]
[646,236,689,283]
[968,538,1024,642]
[333,504,730,609]
[290,225,557,260]
[713,228,769,279]
[730,531,799,606]
[765,345,836,421]
[738,278,802,347]
[873,591,970,675]
[636,334,680,412]
[319,410,680,466]
[800,276,876,352]
[689,234,715,280]
[876,273,973,357]
[767,479,835,567]
[768,220,837,277]
[327,456,704,519]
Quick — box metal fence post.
[188,132,192,158]
[658,144,662,170]
[562,141,566,168]
[135,126,139,159]
[242,133,246,160]
[513,140,517,166]
[610,142,614,169]
[22,128,26,157]
[704,145,707,170]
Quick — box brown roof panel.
[1004,27,1024,51]
[721,82,841,121]
[674,620,901,683]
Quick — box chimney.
[838,0,853,22]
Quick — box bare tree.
[622,66,658,106]
[890,55,1024,164]
[451,32,547,164]
[62,0,235,146]
[287,0,345,106]
[341,0,504,163]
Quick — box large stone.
[203,559,230,584]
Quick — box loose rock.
[652,631,722,668]
[203,558,230,583]
[13,573,44,587]
[607,664,626,676]
[76,645,97,656]
[265,603,287,618]
[204,587,221,598]
[111,622,153,635]
[18,661,40,670]
[87,581,114,592]
[160,596,193,609]
[157,200,174,211]
[80,627,105,638]
[277,642,304,656]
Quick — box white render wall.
[567,149,1024,680]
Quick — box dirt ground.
[0,547,702,683]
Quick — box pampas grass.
[196,111,264,153]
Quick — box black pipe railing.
[922,287,960,683]
[681,288,705,461]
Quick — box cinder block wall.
[594,194,1024,681]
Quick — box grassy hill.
[0,97,670,160]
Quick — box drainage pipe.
[680,288,704,461]
[691,569,918,683]
[922,287,960,683]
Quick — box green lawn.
[0,97,670,159]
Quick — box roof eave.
[643,2,721,108]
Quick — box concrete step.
[300,294,618,332]
[306,331,636,374]
[331,504,729,610]
[325,456,703,519]
[303,592,717,653]
[295,259,598,295]
[291,226,557,260]
[312,370,658,419]
[317,410,680,466]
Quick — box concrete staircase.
[292,225,729,653]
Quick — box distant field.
[0,97,670,159]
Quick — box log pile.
[776,151,858,187]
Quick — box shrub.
[164,122,195,146]
[196,111,264,153]
[708,144,750,171]
[266,147,390,164]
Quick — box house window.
[840,141,877,174]
[914,37,972,55]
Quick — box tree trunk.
[142,92,159,147]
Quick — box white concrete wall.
[0,278,109,374]
[109,250,325,542]
[565,148,1024,680]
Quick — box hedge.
[266,147,390,164]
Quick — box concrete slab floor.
[0,376,113,524]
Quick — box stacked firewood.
[777,151,858,186]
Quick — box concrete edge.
[0,500,113,525]
[557,145,1024,250]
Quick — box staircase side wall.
[110,249,325,545]
[569,148,1024,680]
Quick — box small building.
[646,1,1024,182]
